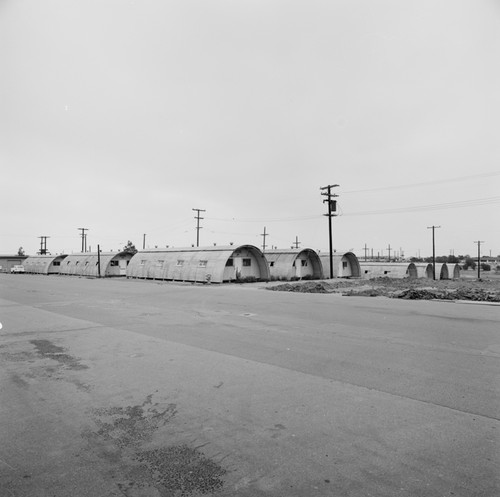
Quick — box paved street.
[1,274,499,496]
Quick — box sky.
[1,0,499,259]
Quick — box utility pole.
[387,244,392,262]
[78,228,88,253]
[261,227,269,252]
[320,184,340,279]
[143,234,146,250]
[474,240,484,280]
[292,236,300,249]
[427,225,441,280]
[192,208,205,247]
[38,236,50,255]
[363,244,369,261]
[97,244,101,278]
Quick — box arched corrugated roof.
[127,245,270,283]
[414,263,434,278]
[359,262,418,279]
[319,252,360,278]
[23,254,68,274]
[265,248,323,280]
[59,251,133,277]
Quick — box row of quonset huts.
[20,244,461,282]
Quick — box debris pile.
[266,277,500,302]
[267,282,335,293]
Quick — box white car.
[10,265,25,273]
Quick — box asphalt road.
[1,274,499,496]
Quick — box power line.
[343,195,500,216]
[205,194,500,223]
[343,171,500,194]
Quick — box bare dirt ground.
[267,272,500,302]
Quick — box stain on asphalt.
[137,445,226,496]
[30,339,89,370]
[10,373,30,388]
[91,394,177,448]
[86,395,227,496]
[269,423,286,439]
[0,349,35,362]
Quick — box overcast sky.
[1,0,499,258]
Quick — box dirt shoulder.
[266,275,500,302]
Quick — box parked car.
[10,265,25,273]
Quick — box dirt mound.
[266,276,500,302]
[267,281,334,293]
[396,287,500,302]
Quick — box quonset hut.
[59,251,133,277]
[415,262,461,280]
[265,248,323,281]
[415,263,434,279]
[359,262,418,279]
[127,245,270,283]
[319,252,360,278]
[23,254,68,274]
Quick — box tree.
[122,240,138,255]
[463,257,476,270]
[17,247,25,256]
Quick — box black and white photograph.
[1,1,499,496]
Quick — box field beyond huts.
[266,273,500,302]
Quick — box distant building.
[359,262,418,279]
[0,254,28,273]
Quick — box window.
[198,260,208,267]
[53,261,60,266]
[269,261,274,267]
[342,261,348,269]
[85,261,89,266]
[110,260,118,267]
[243,258,251,267]
[301,260,308,267]
[225,259,233,267]
[176,260,184,267]
[75,261,79,265]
